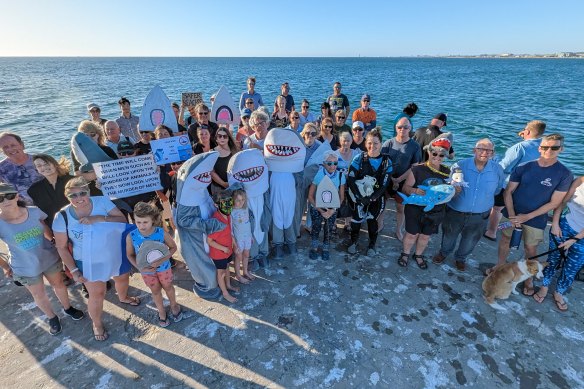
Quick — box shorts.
[494,189,506,207]
[12,260,63,287]
[387,181,405,204]
[236,237,252,252]
[141,268,174,288]
[500,216,544,247]
[404,204,446,236]
[213,255,233,270]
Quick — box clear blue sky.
[1,0,582,57]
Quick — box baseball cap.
[241,108,252,118]
[0,182,18,195]
[433,113,447,126]
[87,103,100,111]
[352,121,364,130]
[361,94,370,101]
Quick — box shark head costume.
[175,151,225,299]
[264,129,306,256]
[71,132,114,173]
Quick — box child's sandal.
[158,315,170,328]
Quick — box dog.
[482,260,548,309]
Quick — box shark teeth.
[233,166,264,182]
[265,144,300,157]
[194,171,212,183]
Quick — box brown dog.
[483,260,548,308]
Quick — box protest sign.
[93,154,162,199]
[150,135,192,165]
[181,92,203,107]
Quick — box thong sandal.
[413,254,428,270]
[553,294,568,312]
[397,252,409,267]
[93,327,109,341]
[120,296,141,306]
[533,291,547,304]
[522,286,535,296]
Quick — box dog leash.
[527,235,579,269]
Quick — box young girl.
[231,189,255,283]
[126,202,183,327]
[207,191,239,303]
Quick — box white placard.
[93,154,162,199]
[150,135,192,165]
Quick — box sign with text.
[181,92,203,107]
[150,135,192,165]
[93,155,162,199]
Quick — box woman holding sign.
[53,177,139,341]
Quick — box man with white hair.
[432,139,505,271]
[104,120,135,153]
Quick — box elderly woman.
[244,110,270,150]
[53,177,138,341]
[317,117,339,150]
[381,116,422,241]
[307,151,345,261]
[399,137,452,269]
[210,126,240,195]
[0,132,44,205]
[27,154,74,229]
[0,183,85,336]
[533,177,584,311]
[271,95,289,128]
[335,131,360,230]
[346,129,393,256]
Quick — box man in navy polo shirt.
[432,139,505,271]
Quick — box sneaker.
[321,250,330,261]
[48,315,62,335]
[347,243,358,254]
[309,248,319,260]
[64,306,85,321]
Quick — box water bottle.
[509,227,523,249]
[498,221,514,230]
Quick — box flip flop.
[483,233,497,242]
[93,328,109,341]
[554,295,568,312]
[120,296,141,306]
[533,291,546,304]
[522,286,535,296]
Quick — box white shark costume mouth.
[233,166,264,182]
[265,144,301,157]
[194,171,212,183]
[264,128,306,173]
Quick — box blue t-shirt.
[503,160,573,229]
[130,226,171,274]
[381,138,422,177]
[312,167,346,188]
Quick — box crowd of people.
[0,77,583,340]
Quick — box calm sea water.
[0,57,582,174]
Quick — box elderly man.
[115,97,140,141]
[432,139,505,271]
[239,76,264,111]
[105,120,135,153]
[352,94,377,133]
[244,111,270,151]
[413,113,454,161]
[0,132,43,205]
[495,133,573,295]
[280,82,295,112]
[327,82,350,117]
[484,120,546,240]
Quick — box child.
[307,151,346,261]
[207,191,240,303]
[126,202,183,327]
[231,189,255,284]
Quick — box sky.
[1,0,583,57]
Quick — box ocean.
[0,57,582,174]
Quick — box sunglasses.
[66,191,89,199]
[336,116,346,119]
[246,102,254,105]
[353,128,364,132]
[396,125,411,130]
[0,193,17,203]
[140,131,151,135]
[431,152,446,158]
[306,132,317,137]
[291,116,300,119]
[118,150,135,156]
[302,105,309,108]
[324,161,338,166]
[475,147,494,154]
[540,145,561,151]
[323,125,333,129]
[198,112,209,115]
[362,99,370,102]
[216,134,228,139]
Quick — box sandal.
[533,291,547,304]
[159,315,171,327]
[522,286,535,296]
[397,252,409,267]
[171,308,184,323]
[93,327,109,341]
[553,293,568,312]
[413,254,428,270]
[120,296,141,306]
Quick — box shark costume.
[264,128,306,259]
[227,149,271,268]
[175,151,225,299]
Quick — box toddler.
[231,189,255,283]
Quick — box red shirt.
[207,211,232,260]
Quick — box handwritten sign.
[182,92,203,107]
[150,135,192,165]
[93,155,162,199]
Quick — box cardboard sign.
[182,92,203,107]
[150,135,193,165]
[93,154,162,199]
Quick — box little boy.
[207,191,240,303]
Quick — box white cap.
[352,121,364,130]
[87,103,100,111]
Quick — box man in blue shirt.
[432,139,505,271]
[484,120,546,239]
[496,133,573,295]
[115,97,140,141]
[239,76,264,111]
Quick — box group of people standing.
[1,78,583,342]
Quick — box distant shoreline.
[0,54,583,59]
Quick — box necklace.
[425,161,449,177]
